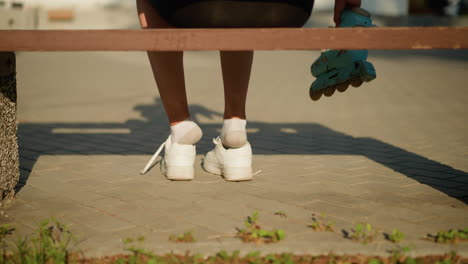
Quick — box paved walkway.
[1,10,468,259]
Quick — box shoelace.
[140,140,167,175]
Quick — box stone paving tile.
[302,200,373,224]
[71,209,136,233]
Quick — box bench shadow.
[370,49,468,63]
[17,98,468,203]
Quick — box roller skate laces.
[310,8,377,101]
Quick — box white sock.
[170,120,202,145]
[220,119,247,148]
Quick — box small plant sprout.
[123,236,153,260]
[434,251,461,264]
[0,224,15,249]
[0,224,15,263]
[308,213,334,232]
[349,223,377,244]
[367,259,384,264]
[168,231,196,243]
[0,224,15,241]
[120,236,171,264]
[213,250,241,262]
[274,211,287,218]
[387,229,405,243]
[435,259,453,264]
[388,245,414,264]
[10,218,74,264]
[236,211,285,244]
[425,228,468,244]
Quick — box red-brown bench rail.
[1,27,468,51]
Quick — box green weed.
[386,229,405,243]
[236,211,285,244]
[427,228,468,244]
[0,224,15,264]
[308,213,334,232]
[213,250,240,262]
[349,223,377,245]
[19,218,73,264]
[1,218,467,264]
[0,225,15,242]
[0,218,75,264]
[434,251,461,264]
[168,231,196,243]
[118,236,161,264]
[367,259,384,264]
[436,259,452,264]
[388,245,414,264]
[119,237,206,264]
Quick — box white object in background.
[23,0,134,9]
[313,0,409,16]
[445,0,461,16]
[313,0,334,11]
[362,0,409,16]
[0,0,38,29]
[0,0,25,8]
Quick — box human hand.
[334,0,361,26]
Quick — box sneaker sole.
[161,160,194,181]
[202,160,252,182]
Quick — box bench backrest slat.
[0,27,467,51]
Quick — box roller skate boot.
[310,8,377,101]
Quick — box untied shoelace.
[140,137,168,175]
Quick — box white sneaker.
[140,136,195,181]
[202,137,253,182]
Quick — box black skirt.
[149,0,314,28]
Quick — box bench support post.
[0,52,19,208]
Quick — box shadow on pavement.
[17,98,468,203]
[371,49,468,62]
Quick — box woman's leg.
[136,0,189,125]
[219,51,253,148]
[137,0,201,146]
[220,51,253,120]
[202,50,254,179]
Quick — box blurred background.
[1,0,468,30]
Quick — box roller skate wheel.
[336,82,350,93]
[323,86,336,97]
[350,80,364,88]
[310,90,323,101]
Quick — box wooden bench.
[1,27,468,206]
[1,28,468,51]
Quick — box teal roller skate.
[310,8,377,101]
